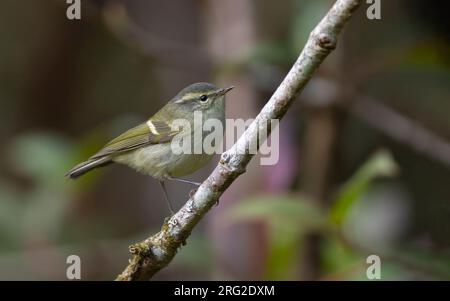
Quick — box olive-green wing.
[91,120,178,159]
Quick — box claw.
[189,188,198,198]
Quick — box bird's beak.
[218,86,234,95]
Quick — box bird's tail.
[66,157,112,179]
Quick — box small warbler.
[67,82,234,213]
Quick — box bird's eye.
[199,95,208,102]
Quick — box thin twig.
[304,77,450,168]
[351,95,450,167]
[116,0,362,281]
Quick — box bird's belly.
[113,144,213,180]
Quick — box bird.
[66,82,233,213]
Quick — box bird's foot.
[189,188,198,198]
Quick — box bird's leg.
[167,176,201,186]
[159,181,175,215]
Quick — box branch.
[351,95,450,167]
[116,0,362,281]
[101,2,209,73]
[304,77,450,168]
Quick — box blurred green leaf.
[405,42,450,70]
[4,132,80,241]
[0,183,23,249]
[320,236,448,280]
[7,132,73,183]
[321,236,365,280]
[390,248,450,280]
[265,216,302,279]
[221,194,325,279]
[329,149,399,226]
[221,195,325,229]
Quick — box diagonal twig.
[351,95,450,167]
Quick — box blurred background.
[0,0,449,280]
